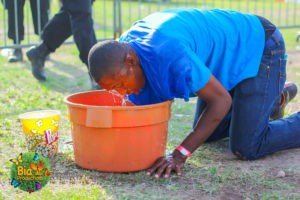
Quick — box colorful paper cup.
[19,110,60,157]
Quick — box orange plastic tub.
[64,91,172,172]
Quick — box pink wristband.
[176,145,191,157]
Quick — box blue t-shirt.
[119,8,265,105]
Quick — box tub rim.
[63,90,173,110]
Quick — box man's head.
[88,40,145,95]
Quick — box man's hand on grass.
[146,150,187,179]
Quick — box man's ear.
[124,52,137,67]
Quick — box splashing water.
[108,90,132,106]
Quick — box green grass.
[0,1,300,199]
[0,43,299,199]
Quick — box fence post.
[37,0,41,41]
[14,0,19,45]
[118,0,122,37]
[113,0,122,40]
[113,0,116,39]
[3,0,7,46]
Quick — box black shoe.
[8,48,23,62]
[270,82,298,120]
[26,43,50,81]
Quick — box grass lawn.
[1,31,300,199]
[1,1,300,199]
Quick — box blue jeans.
[193,28,300,160]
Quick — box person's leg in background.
[27,0,100,89]
[41,6,72,52]
[229,29,300,160]
[30,0,50,60]
[30,0,50,37]
[64,0,99,89]
[5,0,26,62]
[26,4,72,81]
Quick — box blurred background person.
[26,0,100,90]
[2,0,50,62]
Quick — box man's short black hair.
[88,40,127,82]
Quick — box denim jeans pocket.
[259,55,272,77]
[237,61,271,97]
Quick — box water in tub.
[108,90,133,106]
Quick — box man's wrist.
[176,145,191,157]
[173,149,188,161]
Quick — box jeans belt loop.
[265,28,282,49]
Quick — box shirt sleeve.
[183,48,212,93]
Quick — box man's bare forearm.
[180,91,232,153]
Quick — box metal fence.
[1,0,300,49]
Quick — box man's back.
[120,8,266,104]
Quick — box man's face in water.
[97,65,145,96]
